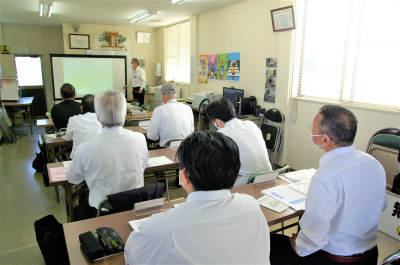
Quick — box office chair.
[97,182,166,217]
[246,165,290,184]
[380,250,400,265]
[259,108,286,169]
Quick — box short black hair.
[132,58,139,65]
[60,83,76,99]
[319,105,358,147]
[81,94,95,114]
[205,97,236,123]
[176,131,240,191]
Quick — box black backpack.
[392,152,400,195]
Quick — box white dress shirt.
[128,66,146,89]
[219,118,273,187]
[66,126,148,208]
[296,145,387,257]
[64,112,102,159]
[147,99,194,147]
[124,190,271,265]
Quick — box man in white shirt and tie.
[124,131,271,265]
[146,83,194,147]
[205,97,272,187]
[64,94,102,159]
[66,89,148,221]
[270,104,387,265]
[123,58,146,106]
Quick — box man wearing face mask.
[123,58,146,106]
[205,97,272,187]
[270,105,387,265]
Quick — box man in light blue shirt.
[270,105,387,265]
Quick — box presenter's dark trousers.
[269,234,378,265]
[132,86,145,106]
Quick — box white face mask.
[310,132,330,148]
[131,64,135,70]
[179,170,184,186]
[213,121,221,130]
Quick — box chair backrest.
[46,112,52,119]
[367,134,400,153]
[259,108,286,169]
[125,118,150,126]
[131,101,140,107]
[165,138,185,148]
[380,249,400,265]
[97,182,166,217]
[366,128,400,153]
[247,165,290,184]
[141,104,150,111]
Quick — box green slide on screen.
[63,58,113,95]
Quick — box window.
[165,21,190,83]
[293,0,400,110]
[14,56,44,86]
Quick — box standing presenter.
[123,58,147,106]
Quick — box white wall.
[193,0,400,169]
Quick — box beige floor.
[0,123,398,264]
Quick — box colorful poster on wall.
[207,54,217,80]
[227,52,240,81]
[217,53,228,80]
[264,58,277,103]
[198,55,208,84]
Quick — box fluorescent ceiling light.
[39,2,44,16]
[130,11,157,23]
[172,0,189,4]
[47,3,53,17]
[39,1,53,17]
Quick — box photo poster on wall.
[198,55,208,84]
[217,53,228,80]
[227,52,240,81]
[264,58,277,103]
[139,59,145,68]
[207,54,217,81]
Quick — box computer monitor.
[223,87,244,113]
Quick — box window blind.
[166,21,190,83]
[295,0,400,110]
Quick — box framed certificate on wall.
[270,6,296,32]
[69,34,90,49]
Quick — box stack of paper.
[147,156,174,167]
[278,168,316,184]
[257,195,289,213]
[63,161,73,168]
[261,185,307,211]
[128,217,149,231]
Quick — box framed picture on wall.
[270,5,296,32]
[69,34,90,49]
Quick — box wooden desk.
[36,112,153,129]
[3,97,34,134]
[48,148,179,222]
[63,179,303,265]
[42,135,73,163]
[37,119,56,134]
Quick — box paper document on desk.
[261,185,306,211]
[147,156,174,167]
[278,168,316,184]
[63,161,73,168]
[140,126,148,131]
[48,167,67,181]
[138,121,150,127]
[45,134,57,139]
[287,180,311,195]
[257,195,289,213]
[128,217,149,231]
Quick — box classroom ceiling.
[0,0,247,28]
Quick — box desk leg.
[65,184,74,222]
[54,186,60,203]
[27,105,33,134]
[49,146,55,163]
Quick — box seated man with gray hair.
[146,83,194,147]
[66,89,149,221]
[270,104,387,265]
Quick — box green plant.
[98,32,110,43]
[117,35,127,44]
